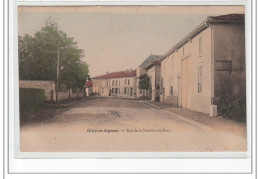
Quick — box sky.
[18,6,244,77]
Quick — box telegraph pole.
[56,44,60,103]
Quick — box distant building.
[144,59,161,101]
[136,55,161,99]
[84,79,93,96]
[92,70,137,98]
[159,14,245,116]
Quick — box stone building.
[92,70,137,98]
[136,55,161,99]
[159,14,245,116]
[144,59,161,101]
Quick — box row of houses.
[86,70,137,98]
[85,14,246,116]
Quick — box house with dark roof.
[159,14,245,116]
[136,55,161,99]
[92,70,137,97]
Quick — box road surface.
[20,97,246,152]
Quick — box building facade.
[136,55,161,99]
[85,79,93,96]
[145,60,161,101]
[159,14,245,116]
[92,70,137,98]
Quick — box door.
[130,88,133,97]
[177,77,181,107]
[181,57,191,109]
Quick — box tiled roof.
[93,70,136,79]
[85,80,93,88]
[139,55,161,68]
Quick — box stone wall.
[19,80,84,102]
[19,80,55,101]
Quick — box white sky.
[18,6,244,77]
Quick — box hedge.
[19,88,45,123]
[218,96,246,123]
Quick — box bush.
[19,88,45,123]
[218,96,246,123]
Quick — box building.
[159,14,245,116]
[144,59,161,101]
[84,79,93,96]
[92,70,137,98]
[136,55,161,99]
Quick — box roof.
[160,14,245,61]
[208,14,244,22]
[85,80,93,88]
[144,59,161,70]
[139,55,161,68]
[92,70,136,79]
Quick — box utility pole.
[56,44,60,103]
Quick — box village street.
[20,97,246,152]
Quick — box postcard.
[6,1,254,174]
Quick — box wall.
[188,27,213,114]
[160,27,213,114]
[19,80,84,102]
[85,87,93,96]
[19,80,55,101]
[213,23,246,103]
[92,79,110,96]
[110,77,137,97]
[93,77,137,98]
[147,65,161,101]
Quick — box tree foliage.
[19,17,89,90]
[138,75,150,90]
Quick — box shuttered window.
[198,65,202,94]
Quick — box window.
[118,88,120,94]
[124,87,127,94]
[172,56,174,70]
[125,79,127,85]
[163,61,166,73]
[215,61,232,71]
[198,65,202,93]
[116,80,118,86]
[169,74,173,96]
[199,37,202,55]
[112,80,114,86]
[160,77,164,94]
[107,81,109,86]
[128,79,130,85]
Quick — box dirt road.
[20,97,247,152]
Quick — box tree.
[138,75,150,90]
[19,17,89,92]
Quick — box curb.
[141,100,213,131]
[163,110,214,131]
[140,100,161,110]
